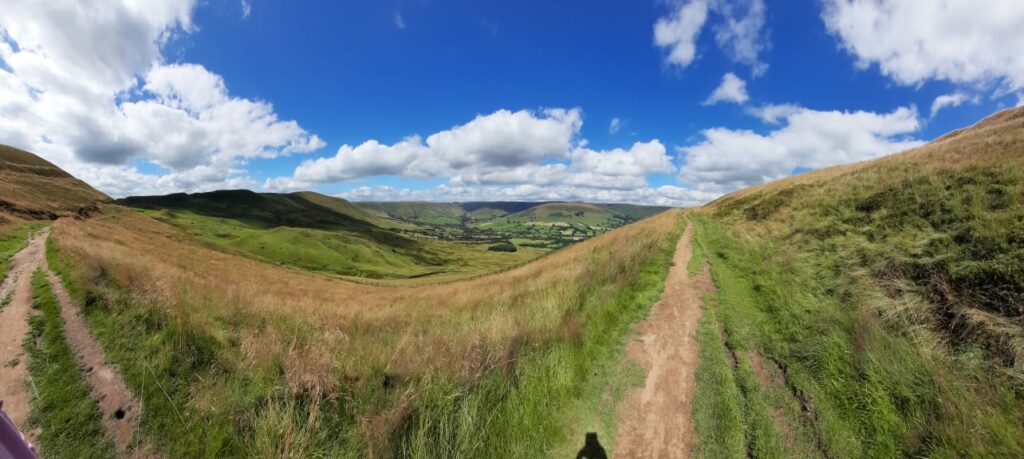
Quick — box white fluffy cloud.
[0,0,323,196]
[338,183,718,208]
[822,0,1024,91]
[929,92,977,117]
[654,0,768,73]
[710,0,768,75]
[704,72,749,105]
[654,1,709,69]
[679,105,924,190]
[294,109,583,183]
[282,110,681,202]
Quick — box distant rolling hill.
[120,190,393,235]
[358,200,668,224]
[117,190,461,278]
[0,144,109,220]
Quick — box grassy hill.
[689,106,1024,457]
[0,144,109,219]
[119,190,544,279]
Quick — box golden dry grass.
[0,144,109,217]
[51,206,681,392]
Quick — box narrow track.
[614,222,708,458]
[0,226,153,457]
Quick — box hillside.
[0,144,109,219]
[687,106,1024,457]
[118,190,544,279]
[46,197,683,456]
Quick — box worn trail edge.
[613,220,708,458]
[0,229,49,441]
[40,241,154,457]
[1,226,153,457]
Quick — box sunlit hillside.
[688,106,1024,457]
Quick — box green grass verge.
[691,296,745,458]
[0,222,46,278]
[24,270,115,459]
[691,214,1024,458]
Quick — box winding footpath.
[0,227,149,457]
[613,221,710,458]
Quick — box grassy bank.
[23,270,114,458]
[690,212,1024,457]
[46,208,683,456]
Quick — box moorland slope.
[0,144,109,219]
[688,106,1024,457]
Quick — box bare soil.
[613,222,707,458]
[0,228,49,441]
[0,226,153,457]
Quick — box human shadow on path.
[575,432,607,459]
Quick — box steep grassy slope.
[690,107,1024,457]
[47,204,682,456]
[0,144,109,219]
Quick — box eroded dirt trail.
[1,226,151,456]
[0,228,49,437]
[614,221,708,458]
[42,267,146,455]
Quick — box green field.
[360,200,668,249]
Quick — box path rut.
[0,229,49,440]
[613,221,707,458]
[0,226,152,457]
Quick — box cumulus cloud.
[654,1,709,69]
[679,104,924,190]
[280,111,682,204]
[822,0,1024,91]
[929,92,977,117]
[337,183,718,208]
[704,72,749,105]
[294,108,584,183]
[710,0,768,75]
[654,0,768,73]
[0,0,323,197]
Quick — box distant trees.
[487,242,517,252]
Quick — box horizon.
[2,1,1023,206]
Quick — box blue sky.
[2,1,1022,205]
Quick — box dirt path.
[0,228,49,439]
[613,221,707,458]
[0,226,151,456]
[41,256,149,456]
